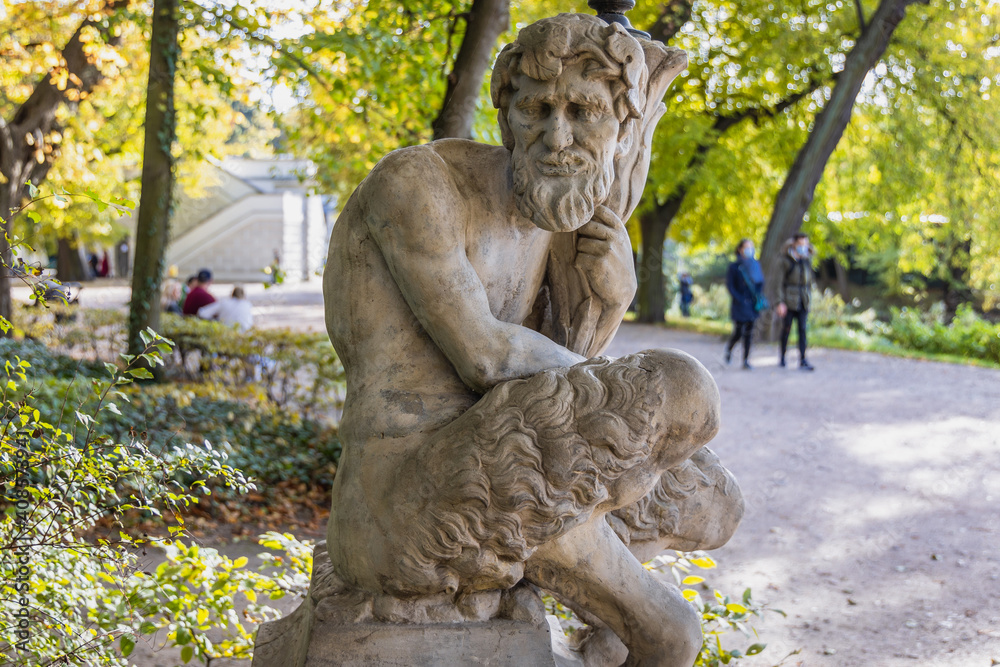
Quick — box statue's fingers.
[576,219,614,241]
[576,238,608,256]
[592,204,624,229]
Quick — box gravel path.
[22,283,1000,666]
[607,324,1000,667]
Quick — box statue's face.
[508,61,620,233]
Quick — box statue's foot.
[572,622,628,667]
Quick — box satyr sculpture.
[253,13,743,667]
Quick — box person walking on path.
[776,233,816,370]
[182,269,216,315]
[724,239,765,370]
[678,272,694,317]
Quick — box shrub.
[0,329,253,665]
[689,284,731,321]
[887,304,1000,363]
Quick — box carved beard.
[511,146,615,233]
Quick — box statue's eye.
[518,103,547,121]
[573,105,601,122]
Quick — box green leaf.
[120,634,135,657]
[128,367,155,379]
[180,645,194,663]
[26,182,38,198]
[747,643,766,655]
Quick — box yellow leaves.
[682,575,705,585]
[690,556,717,569]
[682,589,699,601]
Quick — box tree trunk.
[637,200,680,322]
[431,0,509,140]
[760,0,924,309]
[833,257,850,300]
[127,0,179,361]
[942,237,972,324]
[56,237,88,282]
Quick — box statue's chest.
[465,223,550,324]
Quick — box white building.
[165,156,329,283]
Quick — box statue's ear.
[498,109,516,151]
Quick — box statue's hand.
[574,205,637,308]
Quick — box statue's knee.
[659,590,702,665]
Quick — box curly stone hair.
[490,13,648,151]
[383,350,718,597]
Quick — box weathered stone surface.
[254,12,743,667]
[302,621,555,667]
[252,543,553,667]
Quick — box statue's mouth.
[536,160,582,176]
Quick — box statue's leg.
[524,517,702,667]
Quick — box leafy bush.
[649,551,786,666]
[1,187,316,667]
[15,309,348,422]
[689,284,731,321]
[0,329,253,665]
[159,315,345,420]
[8,373,340,490]
[887,304,1000,363]
[0,338,106,380]
[546,550,786,666]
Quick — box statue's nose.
[542,111,573,151]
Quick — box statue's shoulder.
[366,140,508,201]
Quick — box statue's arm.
[534,206,636,358]
[364,149,584,394]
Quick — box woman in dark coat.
[724,239,765,369]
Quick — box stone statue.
[253,13,743,667]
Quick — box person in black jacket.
[776,233,817,370]
[724,239,764,369]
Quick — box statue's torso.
[324,140,550,446]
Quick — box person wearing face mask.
[776,233,817,370]
[724,238,766,369]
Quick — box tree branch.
[432,0,510,140]
[652,70,835,217]
[647,0,694,44]
[853,0,867,33]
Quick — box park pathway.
[608,324,1000,667]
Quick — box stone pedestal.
[251,543,561,667]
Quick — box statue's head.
[491,14,647,232]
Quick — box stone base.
[264,619,555,666]
[251,542,561,667]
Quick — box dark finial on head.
[588,0,650,39]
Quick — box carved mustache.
[534,151,592,175]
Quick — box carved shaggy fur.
[387,351,699,596]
